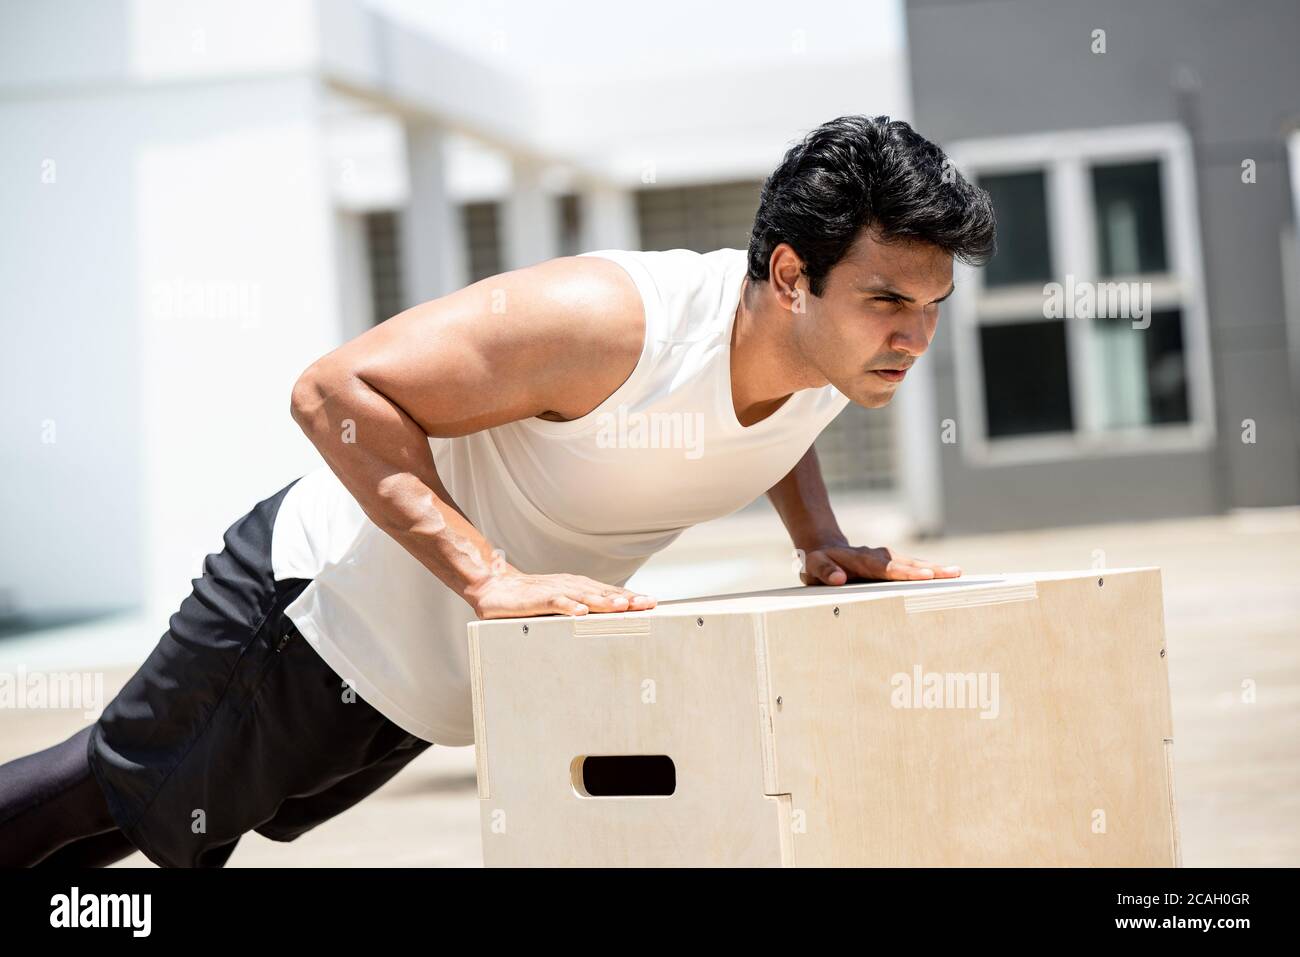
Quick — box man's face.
[784,229,954,408]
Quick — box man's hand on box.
[467,570,657,619]
[798,543,962,586]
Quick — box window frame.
[945,123,1216,466]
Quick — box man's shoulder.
[578,247,746,340]
[579,246,744,273]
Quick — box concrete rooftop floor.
[2,499,1296,867]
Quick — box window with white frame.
[945,124,1215,462]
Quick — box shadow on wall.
[0,609,129,641]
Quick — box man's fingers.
[887,557,963,580]
[550,595,589,616]
[573,580,656,612]
[607,588,657,610]
[599,581,657,610]
[898,556,963,578]
[883,559,934,580]
[581,591,629,611]
[806,553,848,585]
[566,577,654,609]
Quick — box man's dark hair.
[747,115,996,296]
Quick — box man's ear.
[768,243,808,313]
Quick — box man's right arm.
[289,255,657,619]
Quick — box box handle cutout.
[572,755,676,797]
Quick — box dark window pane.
[980,320,1073,437]
[1093,309,1188,427]
[814,402,895,492]
[462,201,502,283]
[635,180,761,253]
[1092,162,1168,276]
[557,193,582,257]
[365,211,405,325]
[979,171,1053,287]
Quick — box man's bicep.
[324,256,644,437]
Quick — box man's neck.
[729,277,827,427]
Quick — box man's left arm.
[766,445,962,585]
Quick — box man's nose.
[890,311,931,358]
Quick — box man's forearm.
[290,364,507,606]
[766,444,848,550]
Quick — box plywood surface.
[471,610,784,866]
[759,569,1175,865]
[469,568,1177,866]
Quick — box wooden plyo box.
[468,568,1180,866]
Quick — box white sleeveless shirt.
[271,247,851,745]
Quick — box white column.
[332,210,375,339]
[1287,131,1300,438]
[501,157,561,270]
[136,77,342,624]
[894,351,944,537]
[402,121,467,304]
[578,182,640,252]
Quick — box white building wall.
[134,76,342,622]
[579,184,640,253]
[0,70,342,623]
[0,92,145,617]
[501,158,562,270]
[1,0,916,625]
[402,122,468,302]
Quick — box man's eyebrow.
[858,282,957,304]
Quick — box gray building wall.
[905,0,1300,533]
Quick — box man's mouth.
[871,368,908,383]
